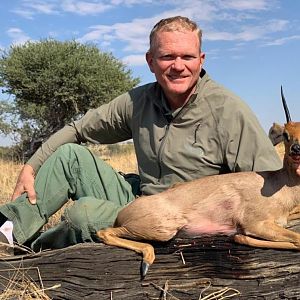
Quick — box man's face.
[146,30,205,103]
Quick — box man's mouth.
[167,75,188,80]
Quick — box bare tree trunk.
[1,221,300,299]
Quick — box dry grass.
[0,160,23,204]
[0,263,60,300]
[88,144,138,173]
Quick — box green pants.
[0,144,139,250]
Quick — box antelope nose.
[291,143,300,155]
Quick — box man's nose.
[172,57,184,71]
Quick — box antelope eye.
[283,131,290,141]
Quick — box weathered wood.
[1,221,300,299]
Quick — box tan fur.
[97,121,300,272]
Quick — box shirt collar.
[154,68,207,120]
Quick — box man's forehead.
[154,30,200,45]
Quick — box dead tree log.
[1,221,300,299]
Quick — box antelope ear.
[268,123,284,146]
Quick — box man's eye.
[159,55,196,61]
[160,55,174,61]
[183,56,195,60]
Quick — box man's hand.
[11,164,36,204]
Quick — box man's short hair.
[149,16,202,52]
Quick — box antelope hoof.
[141,261,150,279]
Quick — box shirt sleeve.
[27,92,133,173]
[27,124,79,172]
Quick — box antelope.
[97,87,300,278]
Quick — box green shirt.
[28,70,282,195]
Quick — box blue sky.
[0,0,300,146]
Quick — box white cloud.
[13,0,112,18]
[25,1,57,14]
[78,25,113,43]
[110,0,153,5]
[264,35,300,46]
[61,0,112,15]
[237,19,289,41]
[6,28,31,45]
[78,17,155,52]
[221,0,274,11]
[205,19,289,42]
[122,54,146,66]
[12,0,58,18]
[12,9,35,19]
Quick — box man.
[0,16,282,255]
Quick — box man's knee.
[64,197,122,231]
[53,143,94,166]
[56,143,86,156]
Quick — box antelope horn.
[281,85,291,123]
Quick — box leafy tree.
[0,100,15,136]
[0,39,140,155]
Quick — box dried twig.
[150,282,181,300]
[0,241,34,256]
[162,280,169,300]
[199,282,240,300]
[179,251,186,265]
[0,261,60,299]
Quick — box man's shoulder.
[201,76,243,106]
[111,82,159,109]
[128,82,159,99]
[197,73,255,123]
[201,81,247,114]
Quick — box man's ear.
[200,52,205,66]
[146,51,155,73]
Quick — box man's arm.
[27,124,81,173]
[12,92,133,202]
